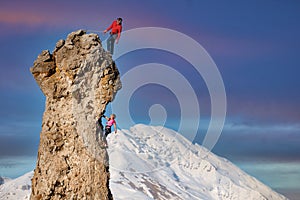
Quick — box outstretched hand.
[103,30,107,34]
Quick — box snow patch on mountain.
[0,176,11,185]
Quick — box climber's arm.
[102,115,109,120]
[116,26,122,44]
[104,21,114,33]
[114,123,117,133]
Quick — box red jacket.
[105,20,122,41]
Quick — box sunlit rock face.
[30,30,121,200]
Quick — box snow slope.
[0,171,32,200]
[108,124,287,200]
[0,124,287,200]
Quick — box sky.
[0,0,299,199]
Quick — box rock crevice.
[30,30,121,200]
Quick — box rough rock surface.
[30,30,121,200]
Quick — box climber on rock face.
[103,18,123,55]
[102,113,118,137]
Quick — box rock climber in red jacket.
[104,18,123,54]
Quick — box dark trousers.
[107,33,117,54]
[105,125,112,137]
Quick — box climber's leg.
[107,34,117,54]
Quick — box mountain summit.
[29,30,121,200]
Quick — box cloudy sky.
[0,0,299,199]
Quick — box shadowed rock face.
[30,30,121,200]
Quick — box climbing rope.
[85,30,109,42]
[85,29,104,33]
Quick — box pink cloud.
[0,11,46,26]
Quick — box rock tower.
[30,30,121,200]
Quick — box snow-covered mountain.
[0,124,287,200]
[108,124,287,200]
[0,171,32,200]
